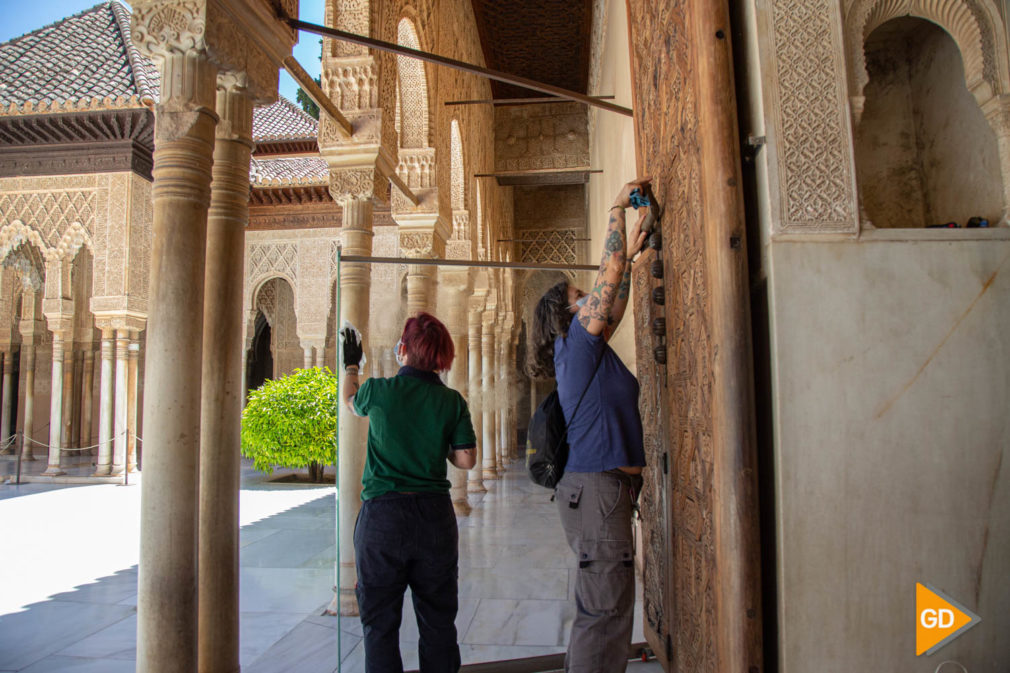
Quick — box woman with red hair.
[341,311,476,673]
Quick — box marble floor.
[0,458,659,672]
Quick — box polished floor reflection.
[0,458,653,672]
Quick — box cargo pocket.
[555,481,583,551]
[575,539,635,616]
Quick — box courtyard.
[0,456,655,672]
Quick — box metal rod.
[498,238,591,242]
[282,55,352,138]
[445,96,615,107]
[15,431,22,485]
[285,19,633,117]
[474,169,601,178]
[339,255,597,272]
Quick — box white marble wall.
[768,237,1010,670]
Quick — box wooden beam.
[445,96,615,107]
[282,55,352,138]
[286,19,633,117]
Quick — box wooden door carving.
[628,0,763,671]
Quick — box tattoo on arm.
[618,267,632,301]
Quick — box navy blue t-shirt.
[554,316,646,472]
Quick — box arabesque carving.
[131,1,206,60]
[249,242,298,286]
[770,0,858,233]
[844,0,1007,105]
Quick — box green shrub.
[241,367,337,482]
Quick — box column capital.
[214,75,255,146]
[131,0,295,105]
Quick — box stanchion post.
[15,431,22,485]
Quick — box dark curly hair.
[528,281,574,379]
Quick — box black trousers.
[354,493,461,673]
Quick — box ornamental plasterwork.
[329,168,384,201]
[494,103,590,173]
[0,181,99,259]
[767,0,858,233]
[399,231,442,258]
[844,0,1007,105]
[451,210,470,240]
[0,96,153,118]
[518,229,577,266]
[396,148,436,190]
[249,242,298,288]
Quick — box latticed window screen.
[518,229,577,265]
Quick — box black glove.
[340,327,363,369]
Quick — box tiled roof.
[253,98,319,142]
[0,1,159,114]
[0,2,319,144]
[250,156,329,187]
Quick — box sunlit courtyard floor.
[0,457,656,672]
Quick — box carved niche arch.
[450,119,465,212]
[844,0,1010,107]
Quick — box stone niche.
[855,18,1004,228]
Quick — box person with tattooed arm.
[528,177,650,673]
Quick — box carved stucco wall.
[243,229,340,349]
[494,102,590,173]
[0,172,151,315]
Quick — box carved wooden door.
[628,0,764,671]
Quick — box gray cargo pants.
[556,470,642,673]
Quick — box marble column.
[80,348,95,452]
[127,334,140,473]
[481,312,497,481]
[111,329,128,476]
[302,344,314,369]
[437,267,471,516]
[467,306,485,493]
[43,335,66,476]
[314,344,325,369]
[406,264,434,316]
[496,338,506,473]
[61,345,74,449]
[94,331,114,475]
[20,345,36,461]
[70,349,82,449]
[198,79,252,673]
[135,47,219,673]
[0,351,12,452]
[336,195,374,615]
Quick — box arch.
[252,277,300,378]
[450,119,465,211]
[249,273,297,316]
[855,16,1004,227]
[395,17,430,149]
[844,0,1010,104]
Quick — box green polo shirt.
[352,366,477,501]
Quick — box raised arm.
[340,327,366,417]
[603,210,648,338]
[577,178,651,338]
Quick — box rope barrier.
[0,434,16,451]
[21,431,125,452]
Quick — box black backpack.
[526,355,603,488]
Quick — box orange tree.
[240,367,337,482]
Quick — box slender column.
[302,344,314,369]
[94,331,114,475]
[20,345,36,461]
[437,267,471,516]
[80,349,95,452]
[127,335,140,472]
[336,195,374,615]
[61,346,75,449]
[314,344,325,369]
[43,335,66,476]
[111,329,128,475]
[69,349,81,449]
[136,48,219,673]
[467,306,485,493]
[0,351,12,452]
[382,346,396,377]
[481,313,497,480]
[406,264,434,316]
[198,80,253,673]
[496,339,506,473]
[983,95,1010,224]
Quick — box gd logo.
[915,583,981,656]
